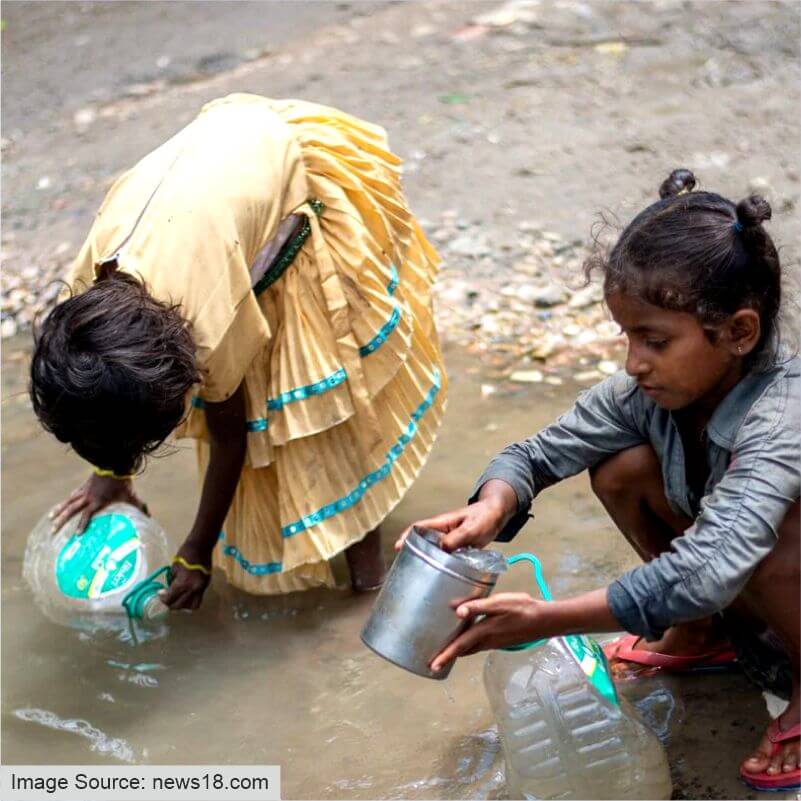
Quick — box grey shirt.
[470,356,800,641]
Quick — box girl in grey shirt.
[412,170,800,791]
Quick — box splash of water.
[14,708,138,762]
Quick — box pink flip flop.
[740,719,801,792]
[603,633,738,673]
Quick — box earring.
[737,345,743,354]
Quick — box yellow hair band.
[93,466,136,480]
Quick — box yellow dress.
[69,93,447,593]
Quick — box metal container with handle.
[360,526,506,679]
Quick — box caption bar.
[0,766,280,800]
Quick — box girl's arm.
[162,384,247,610]
[470,372,647,543]
[401,373,647,552]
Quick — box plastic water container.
[484,555,672,800]
[23,502,171,630]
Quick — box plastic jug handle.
[501,553,552,651]
[121,564,172,621]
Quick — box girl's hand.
[51,474,148,534]
[394,498,507,553]
[160,541,212,611]
[430,592,545,673]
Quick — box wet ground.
[2,2,800,799]
[1,344,788,800]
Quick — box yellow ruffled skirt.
[183,100,447,594]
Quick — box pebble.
[598,360,619,375]
[448,232,490,257]
[532,283,567,307]
[530,333,565,359]
[574,370,603,382]
[747,176,774,198]
[1,318,18,338]
[73,107,97,129]
[510,369,544,383]
[568,284,603,309]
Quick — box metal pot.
[360,526,504,679]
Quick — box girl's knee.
[589,443,660,499]
[750,499,801,589]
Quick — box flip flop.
[740,719,801,792]
[603,633,738,673]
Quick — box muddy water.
[2,343,780,799]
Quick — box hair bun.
[659,169,696,199]
[736,195,772,228]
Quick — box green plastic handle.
[501,553,551,652]
[121,565,172,621]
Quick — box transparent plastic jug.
[484,555,672,800]
[23,502,171,631]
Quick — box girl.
[406,171,799,792]
[32,93,446,604]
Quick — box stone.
[1,318,18,338]
[531,283,567,308]
[568,284,603,309]
[510,369,544,383]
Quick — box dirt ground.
[2,2,800,799]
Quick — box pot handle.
[501,553,551,652]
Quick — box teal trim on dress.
[217,532,283,576]
[190,397,268,432]
[191,262,402,424]
[387,263,399,296]
[267,367,348,412]
[246,418,269,432]
[359,303,401,357]
[281,367,442,539]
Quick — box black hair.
[586,168,784,369]
[30,270,199,474]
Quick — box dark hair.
[30,270,199,474]
[586,168,784,369]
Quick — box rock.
[598,360,619,375]
[37,176,52,191]
[568,284,603,308]
[473,0,538,28]
[510,369,544,383]
[73,107,97,129]
[574,369,602,382]
[530,333,566,360]
[479,314,501,334]
[448,232,490,257]
[747,176,774,198]
[1,318,18,338]
[531,283,567,308]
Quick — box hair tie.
[733,221,744,233]
[93,465,136,481]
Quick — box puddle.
[1,342,781,799]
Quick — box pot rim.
[405,526,501,587]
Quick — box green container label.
[55,513,141,600]
[564,634,619,707]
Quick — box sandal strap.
[768,719,801,743]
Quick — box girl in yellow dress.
[31,94,447,606]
